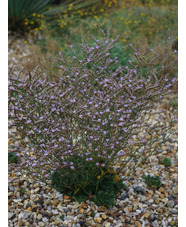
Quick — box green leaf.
[59,214,65,221]
[92,190,115,208]
[115,180,126,192]
[74,193,88,203]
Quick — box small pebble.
[134,187,144,193]
[120,192,128,200]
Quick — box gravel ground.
[8,36,178,227]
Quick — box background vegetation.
[8,0,178,85]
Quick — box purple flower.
[118,150,125,156]
[172,78,177,83]
[123,128,127,132]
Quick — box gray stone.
[18,212,30,219]
[157,149,163,153]
[8,186,15,192]
[42,217,48,223]
[120,193,128,200]
[136,209,142,213]
[55,191,63,198]
[138,194,146,201]
[47,206,51,211]
[134,187,145,193]
[171,208,178,214]
[167,195,174,200]
[149,214,156,222]
[63,208,69,213]
[152,220,159,227]
[66,215,74,220]
[51,209,59,215]
[13,198,22,203]
[57,204,64,212]
[8,212,15,219]
[24,202,31,209]
[37,214,42,220]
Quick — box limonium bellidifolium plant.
[8,27,177,207]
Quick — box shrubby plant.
[8,27,177,206]
[143,175,162,189]
[161,157,172,167]
[18,188,26,194]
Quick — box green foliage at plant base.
[161,157,172,167]
[8,152,19,164]
[143,175,162,189]
[51,157,126,208]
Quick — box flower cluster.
[23,13,44,36]
[9,29,177,197]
